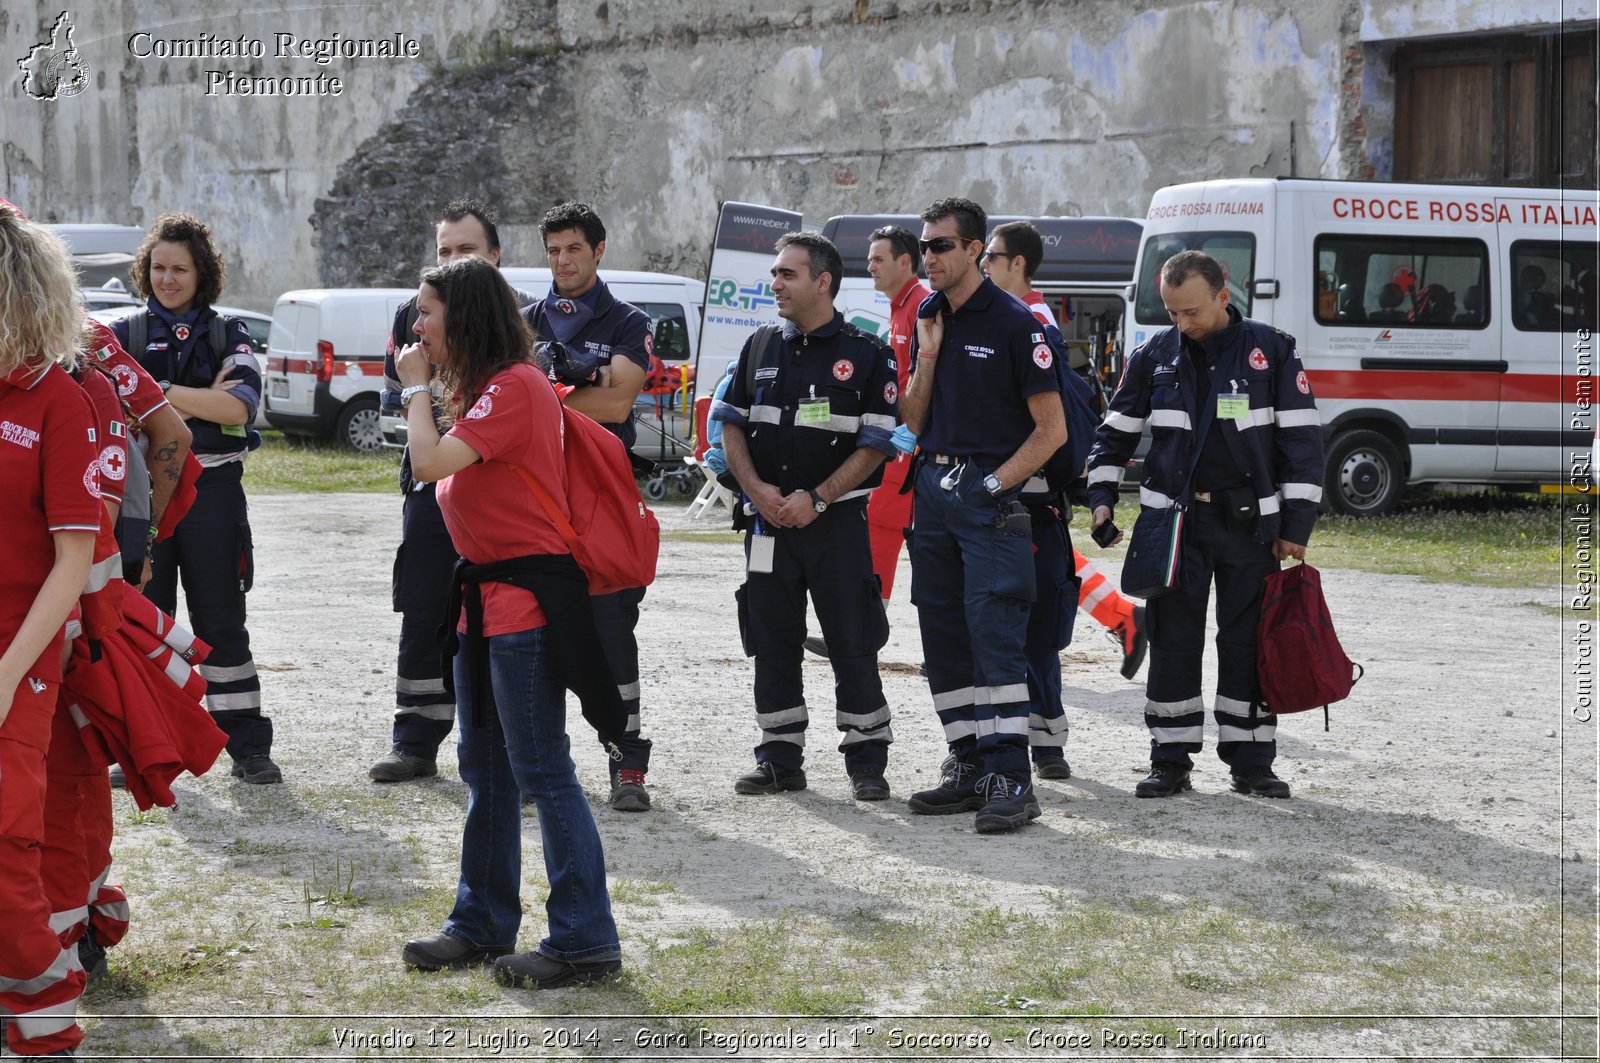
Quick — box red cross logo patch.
[1296,370,1311,394]
[556,299,576,314]
[83,462,101,499]
[175,324,191,342]
[832,359,853,382]
[884,381,898,404]
[99,446,126,482]
[1248,348,1268,371]
[1032,343,1053,369]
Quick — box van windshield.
[1134,231,1255,325]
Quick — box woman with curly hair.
[395,256,622,990]
[0,200,98,1057]
[111,213,278,784]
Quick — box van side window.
[1134,231,1254,325]
[1313,235,1489,330]
[639,302,690,361]
[1510,240,1600,333]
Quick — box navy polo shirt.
[914,278,1058,464]
[711,312,898,499]
[522,277,653,448]
[113,298,259,459]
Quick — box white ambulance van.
[263,288,415,451]
[1126,178,1598,515]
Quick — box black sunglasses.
[918,236,970,255]
[982,249,1016,262]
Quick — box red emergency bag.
[512,398,659,597]
[1255,562,1362,728]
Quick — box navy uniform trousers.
[1024,502,1078,760]
[909,460,1035,783]
[1144,500,1280,770]
[390,482,458,758]
[145,462,271,759]
[735,501,892,774]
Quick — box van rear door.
[1497,200,1597,474]
[265,296,319,424]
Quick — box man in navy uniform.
[713,231,900,801]
[1086,250,1323,799]
[371,200,525,785]
[899,197,1066,833]
[522,201,658,812]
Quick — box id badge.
[1217,392,1249,420]
[220,422,247,437]
[796,397,831,427]
[747,532,776,574]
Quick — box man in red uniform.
[863,225,929,602]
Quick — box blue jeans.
[443,626,620,963]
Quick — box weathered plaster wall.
[4,0,1587,307]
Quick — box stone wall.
[4,0,1587,308]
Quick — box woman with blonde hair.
[0,200,99,1056]
[395,255,622,990]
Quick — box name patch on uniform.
[1296,370,1311,394]
[832,359,854,382]
[1032,343,1053,369]
[1248,348,1268,371]
[755,367,780,382]
[1,420,40,450]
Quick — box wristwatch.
[158,379,173,393]
[983,473,1004,497]
[807,488,828,514]
[400,384,430,408]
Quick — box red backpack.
[1256,563,1362,728]
[512,404,660,597]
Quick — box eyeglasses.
[982,249,1015,263]
[918,236,969,255]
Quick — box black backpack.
[124,308,230,370]
[1037,320,1100,494]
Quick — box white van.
[1126,178,1598,515]
[263,288,415,450]
[379,267,704,464]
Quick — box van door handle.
[1251,279,1280,299]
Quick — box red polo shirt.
[1,362,103,682]
[436,363,570,636]
[888,277,931,394]
[84,319,169,423]
[77,367,127,506]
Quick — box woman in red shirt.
[393,256,621,989]
[0,203,98,1056]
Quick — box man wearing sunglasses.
[899,198,1067,833]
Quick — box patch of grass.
[242,431,400,494]
[640,918,870,1015]
[1072,489,1577,587]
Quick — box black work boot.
[907,758,983,814]
[1135,762,1192,798]
[1230,766,1291,798]
[973,773,1042,833]
[733,762,807,795]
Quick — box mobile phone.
[1092,519,1120,548]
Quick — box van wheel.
[335,397,383,452]
[1325,429,1403,517]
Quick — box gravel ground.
[70,491,1599,1061]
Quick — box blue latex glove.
[891,424,918,454]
